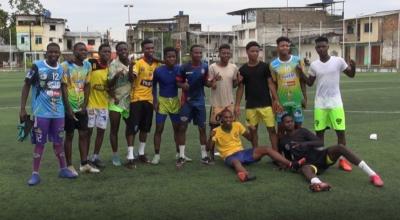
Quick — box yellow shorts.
[245,106,275,127]
[209,104,235,125]
[158,96,180,115]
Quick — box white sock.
[127,146,135,160]
[358,161,376,176]
[310,177,322,184]
[179,145,185,158]
[139,142,146,155]
[200,145,207,158]
[154,154,160,160]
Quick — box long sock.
[179,145,185,158]
[139,142,146,155]
[127,146,135,160]
[358,161,376,176]
[310,177,322,184]
[33,144,45,173]
[53,143,67,169]
[200,145,207,158]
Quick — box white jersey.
[208,62,238,107]
[309,56,348,109]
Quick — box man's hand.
[154,102,159,112]
[19,108,27,122]
[67,109,78,121]
[272,100,283,113]
[182,79,190,91]
[290,157,306,171]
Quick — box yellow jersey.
[87,59,109,109]
[131,58,160,103]
[212,122,246,159]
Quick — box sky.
[0,0,399,40]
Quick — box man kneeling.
[208,109,298,182]
[279,114,384,192]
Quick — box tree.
[8,0,44,15]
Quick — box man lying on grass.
[278,114,384,192]
[208,108,300,182]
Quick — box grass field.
[0,71,399,220]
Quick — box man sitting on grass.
[279,114,384,192]
[208,109,299,182]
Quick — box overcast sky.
[1,0,399,40]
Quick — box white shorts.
[87,108,109,129]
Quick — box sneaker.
[200,156,214,165]
[80,164,100,173]
[151,156,160,165]
[339,158,352,172]
[112,155,122,166]
[59,168,78,179]
[237,172,257,182]
[138,155,150,163]
[27,173,41,186]
[124,159,136,169]
[175,153,193,162]
[67,165,79,176]
[309,182,331,192]
[91,158,106,169]
[176,157,185,168]
[370,174,384,187]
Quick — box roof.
[345,10,400,20]
[227,7,319,15]
[64,32,102,38]
[188,31,235,36]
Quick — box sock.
[358,161,376,176]
[81,160,88,166]
[53,143,67,169]
[200,145,207,158]
[179,145,185,158]
[310,177,322,184]
[139,142,146,155]
[127,146,135,160]
[32,144,45,173]
[154,154,160,160]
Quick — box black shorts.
[64,111,88,133]
[306,149,335,174]
[127,101,153,134]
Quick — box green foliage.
[8,0,44,15]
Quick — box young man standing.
[62,42,99,175]
[20,43,77,186]
[235,41,280,151]
[108,42,131,166]
[125,39,160,168]
[279,114,383,192]
[300,36,356,171]
[87,44,112,169]
[270,37,307,128]
[176,45,211,167]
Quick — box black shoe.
[91,158,106,169]
[200,156,214,165]
[124,159,136,169]
[138,155,150,163]
[176,157,185,168]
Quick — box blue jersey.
[177,62,208,104]
[25,60,64,118]
[153,64,179,98]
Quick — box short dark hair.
[217,107,233,123]
[190,44,202,52]
[141,39,153,48]
[219,44,230,51]
[98,43,111,52]
[47,42,60,50]
[163,47,177,56]
[245,41,260,50]
[276,36,291,45]
[280,113,292,122]
[73,42,86,51]
[315,36,329,44]
[115,41,128,51]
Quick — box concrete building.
[227,1,344,64]
[344,10,400,71]
[64,31,102,52]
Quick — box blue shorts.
[155,112,180,124]
[179,102,206,128]
[224,148,259,168]
[276,105,304,124]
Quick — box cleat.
[67,165,79,176]
[138,155,150,163]
[59,168,78,179]
[112,155,122,166]
[175,153,192,162]
[309,182,331,192]
[176,157,185,168]
[124,159,136,169]
[200,156,214,165]
[151,156,160,165]
[79,164,100,173]
[370,174,384,187]
[237,172,256,182]
[339,159,352,172]
[27,173,41,186]
[91,158,106,169]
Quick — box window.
[35,36,42,45]
[228,37,233,44]
[59,38,62,43]
[67,39,72,50]
[249,29,256,38]
[347,24,354,34]
[50,25,56,31]
[21,36,25,44]
[364,23,372,33]
[238,30,245,40]
[87,39,95,45]
[49,37,54,42]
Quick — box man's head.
[141,39,154,58]
[218,44,231,64]
[190,44,203,63]
[281,114,295,132]
[163,47,177,67]
[315,36,329,58]
[245,41,260,61]
[73,42,88,61]
[276,36,291,57]
[220,108,234,127]
[46,43,61,65]
[98,43,112,63]
[116,41,129,60]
